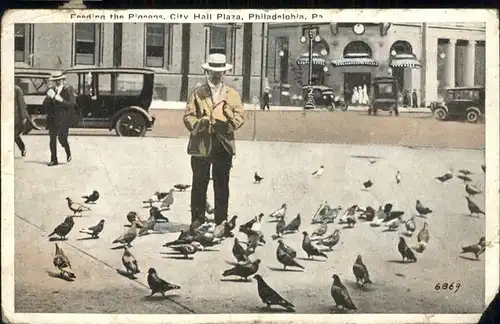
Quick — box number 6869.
[435,282,461,293]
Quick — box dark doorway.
[343,72,371,103]
[392,67,404,92]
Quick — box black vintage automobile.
[431,86,485,123]
[301,85,348,111]
[368,76,400,116]
[15,67,156,137]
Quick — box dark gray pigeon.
[302,231,327,259]
[283,214,301,233]
[79,219,105,238]
[222,259,261,281]
[147,268,180,296]
[254,274,295,312]
[82,190,99,203]
[48,216,74,240]
[331,274,357,311]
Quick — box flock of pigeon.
[47,160,487,312]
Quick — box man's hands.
[197,116,211,132]
[222,104,235,120]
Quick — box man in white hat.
[43,71,79,166]
[183,52,245,229]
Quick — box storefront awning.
[296,52,327,66]
[390,53,421,68]
[330,57,379,67]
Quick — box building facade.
[14,22,485,106]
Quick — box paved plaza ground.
[13,135,486,314]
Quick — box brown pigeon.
[66,197,91,216]
[112,221,139,247]
[254,274,295,312]
[352,255,372,287]
[317,230,340,250]
[53,243,75,279]
[122,247,140,277]
[147,268,180,296]
[331,274,357,311]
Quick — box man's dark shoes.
[67,155,72,163]
[21,149,26,157]
[47,161,58,166]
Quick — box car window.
[375,83,395,96]
[98,73,112,95]
[116,74,144,96]
[15,77,49,95]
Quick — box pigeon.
[481,164,486,172]
[302,231,328,259]
[416,222,430,252]
[122,246,140,277]
[149,206,169,222]
[232,237,249,263]
[311,221,328,238]
[311,201,340,224]
[352,255,372,287]
[213,221,228,239]
[153,191,170,201]
[435,172,453,182]
[383,203,394,214]
[53,243,75,279]
[395,171,401,184]
[147,268,180,297]
[459,169,472,175]
[339,204,356,223]
[250,214,264,232]
[398,237,417,262]
[465,184,482,197]
[48,216,74,240]
[362,180,373,190]
[222,259,261,281]
[275,217,286,237]
[66,197,91,216]
[359,206,375,221]
[384,215,403,231]
[283,214,301,233]
[277,239,297,257]
[173,184,191,191]
[163,229,195,247]
[81,190,99,204]
[317,230,340,250]
[465,197,485,217]
[254,274,295,312]
[254,172,263,183]
[311,165,324,177]
[277,240,304,270]
[240,214,261,231]
[112,221,139,247]
[126,211,140,225]
[370,206,385,227]
[345,210,357,228]
[460,237,486,260]
[223,215,238,237]
[169,241,204,259]
[331,274,357,311]
[269,204,287,221]
[404,215,416,236]
[160,189,175,209]
[415,200,432,217]
[457,174,472,182]
[138,214,157,236]
[79,219,105,239]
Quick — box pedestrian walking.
[412,89,419,108]
[43,71,80,166]
[262,87,270,111]
[14,85,29,157]
[183,53,245,229]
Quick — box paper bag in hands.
[46,88,56,99]
[55,94,63,102]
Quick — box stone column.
[464,40,476,86]
[445,39,456,87]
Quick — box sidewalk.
[150,100,432,113]
[11,136,485,314]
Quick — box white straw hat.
[201,53,233,72]
[49,71,66,81]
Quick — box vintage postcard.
[1,8,499,324]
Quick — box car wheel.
[466,109,479,123]
[339,101,348,111]
[115,112,147,137]
[368,108,372,115]
[433,107,447,121]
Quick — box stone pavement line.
[15,213,196,314]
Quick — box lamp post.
[278,50,285,106]
[300,26,321,110]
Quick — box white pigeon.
[311,166,324,177]
[370,206,385,227]
[250,214,263,232]
[384,216,403,231]
[404,215,416,235]
[269,203,287,220]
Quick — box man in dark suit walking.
[14,84,29,157]
[43,71,79,166]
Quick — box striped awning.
[296,52,327,66]
[390,53,421,68]
[330,57,379,67]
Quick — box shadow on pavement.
[47,270,76,282]
[116,269,137,279]
[385,260,412,264]
[458,255,481,261]
[296,257,327,262]
[267,266,304,272]
[76,236,98,241]
[219,278,253,283]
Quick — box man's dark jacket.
[14,85,28,129]
[43,85,80,131]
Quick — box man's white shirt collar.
[207,80,223,103]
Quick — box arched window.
[390,41,413,55]
[343,41,373,58]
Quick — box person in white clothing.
[351,87,359,105]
